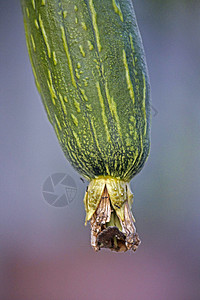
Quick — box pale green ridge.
[60,25,77,87]
[112,0,124,22]
[31,0,35,10]
[123,49,135,105]
[38,14,51,58]
[88,0,102,52]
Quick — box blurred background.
[1,0,200,299]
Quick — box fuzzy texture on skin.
[21,0,151,181]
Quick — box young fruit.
[21,0,151,252]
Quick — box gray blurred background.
[1,0,200,299]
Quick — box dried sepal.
[84,177,140,252]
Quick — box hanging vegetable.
[21,0,151,252]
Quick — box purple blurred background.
[1,1,200,299]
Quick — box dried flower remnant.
[85,178,141,252]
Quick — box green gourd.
[21,0,151,252]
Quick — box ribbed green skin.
[21,0,151,181]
